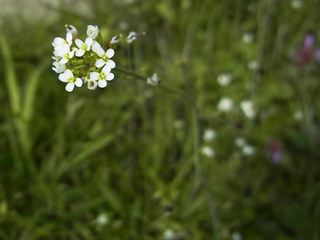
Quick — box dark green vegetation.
[1,0,320,239]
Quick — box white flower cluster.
[201,128,217,158]
[52,25,116,92]
[235,137,255,156]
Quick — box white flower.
[127,31,137,43]
[242,33,253,43]
[66,24,78,35]
[110,34,121,46]
[217,73,232,86]
[163,229,175,240]
[218,97,233,112]
[52,32,72,49]
[146,73,160,86]
[89,65,114,88]
[174,119,185,129]
[231,232,243,240]
[241,100,256,119]
[87,25,99,39]
[75,37,93,57]
[54,44,74,64]
[242,144,255,156]
[52,61,66,73]
[247,60,260,71]
[58,69,83,92]
[235,137,246,147]
[92,41,116,69]
[87,79,98,90]
[203,129,216,142]
[96,213,109,226]
[291,0,303,9]
[201,146,215,158]
[294,110,303,120]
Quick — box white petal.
[85,37,93,48]
[52,37,64,47]
[75,49,85,57]
[92,41,104,57]
[69,51,74,58]
[98,80,107,88]
[58,73,67,82]
[64,69,73,78]
[95,59,105,68]
[106,48,114,58]
[106,72,114,81]
[65,83,74,92]
[66,32,72,45]
[59,58,68,64]
[102,65,111,74]
[75,39,83,48]
[90,72,100,80]
[106,60,115,69]
[75,78,83,87]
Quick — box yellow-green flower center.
[81,44,87,51]
[64,52,70,59]
[68,76,76,83]
[99,72,106,80]
[101,54,109,62]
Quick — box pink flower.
[267,141,283,165]
[296,34,320,67]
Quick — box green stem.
[114,66,187,97]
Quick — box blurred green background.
[1,0,320,239]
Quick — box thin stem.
[114,66,187,97]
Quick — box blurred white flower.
[203,129,216,142]
[87,25,99,39]
[217,73,232,86]
[247,60,260,71]
[242,144,255,156]
[96,213,109,226]
[174,119,185,129]
[75,37,93,57]
[242,33,253,43]
[92,41,116,69]
[247,2,257,11]
[241,100,256,119]
[231,232,243,240]
[291,0,303,9]
[294,110,303,120]
[90,65,114,88]
[235,137,246,148]
[163,229,175,240]
[218,97,233,112]
[58,69,83,92]
[201,146,215,158]
[147,73,160,86]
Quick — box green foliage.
[1,0,320,239]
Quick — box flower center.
[101,54,109,62]
[68,76,76,83]
[64,52,70,59]
[99,72,106,80]
[81,44,87,51]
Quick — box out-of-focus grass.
[1,0,320,239]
